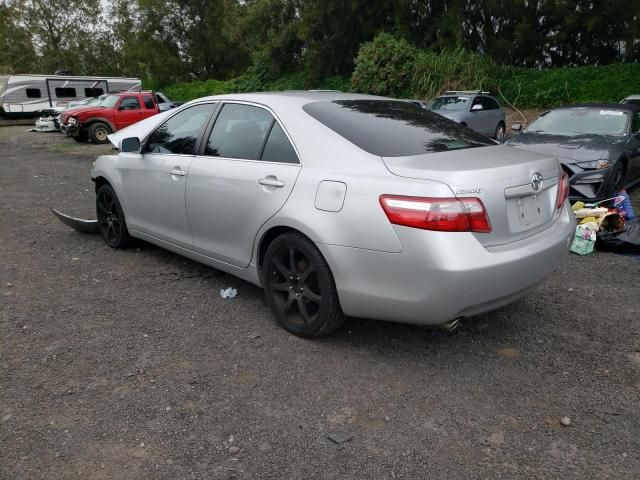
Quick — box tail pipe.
[440,318,462,333]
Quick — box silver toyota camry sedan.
[92,91,575,337]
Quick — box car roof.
[193,91,390,106]
[553,102,640,113]
[623,95,640,100]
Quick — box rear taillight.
[379,195,492,233]
[555,172,569,209]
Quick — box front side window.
[26,88,41,98]
[303,100,493,157]
[145,103,216,155]
[261,122,299,164]
[527,108,629,136]
[55,87,76,98]
[482,97,499,110]
[205,103,273,160]
[632,113,640,133]
[119,97,141,110]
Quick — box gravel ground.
[1,126,639,480]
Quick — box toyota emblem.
[531,172,543,191]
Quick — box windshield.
[528,108,629,136]
[427,96,471,112]
[623,98,640,107]
[99,95,120,108]
[303,100,493,157]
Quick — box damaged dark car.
[505,104,640,201]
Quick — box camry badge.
[531,172,543,192]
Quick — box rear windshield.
[303,100,493,157]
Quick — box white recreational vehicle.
[0,74,142,117]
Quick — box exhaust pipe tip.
[440,318,462,333]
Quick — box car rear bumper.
[318,203,575,326]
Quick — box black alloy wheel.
[263,232,344,337]
[96,184,132,248]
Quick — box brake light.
[379,195,492,233]
[555,172,569,209]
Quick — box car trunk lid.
[381,145,561,247]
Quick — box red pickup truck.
[61,92,160,144]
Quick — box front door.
[114,96,145,130]
[120,103,217,247]
[187,102,301,267]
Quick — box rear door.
[114,96,145,129]
[187,102,301,267]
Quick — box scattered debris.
[220,287,238,299]
[228,446,241,455]
[247,333,261,339]
[327,432,353,444]
[560,417,571,427]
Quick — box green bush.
[351,33,418,97]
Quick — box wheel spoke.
[289,247,297,274]
[302,288,321,304]
[297,297,312,325]
[283,292,296,314]
[272,257,290,277]
[299,264,315,282]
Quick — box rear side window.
[261,122,299,164]
[26,88,41,98]
[205,103,273,160]
[155,94,165,104]
[85,87,104,97]
[55,87,76,98]
[142,95,155,109]
[303,100,493,157]
[146,103,216,155]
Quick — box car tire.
[262,232,345,337]
[89,122,111,144]
[96,184,133,249]
[494,122,506,140]
[72,132,88,143]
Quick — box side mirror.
[120,137,140,153]
[471,104,483,111]
[511,123,523,132]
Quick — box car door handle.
[169,168,186,176]
[258,177,285,187]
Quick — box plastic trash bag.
[220,287,238,299]
[570,225,597,255]
[596,219,640,252]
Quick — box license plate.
[516,194,544,227]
